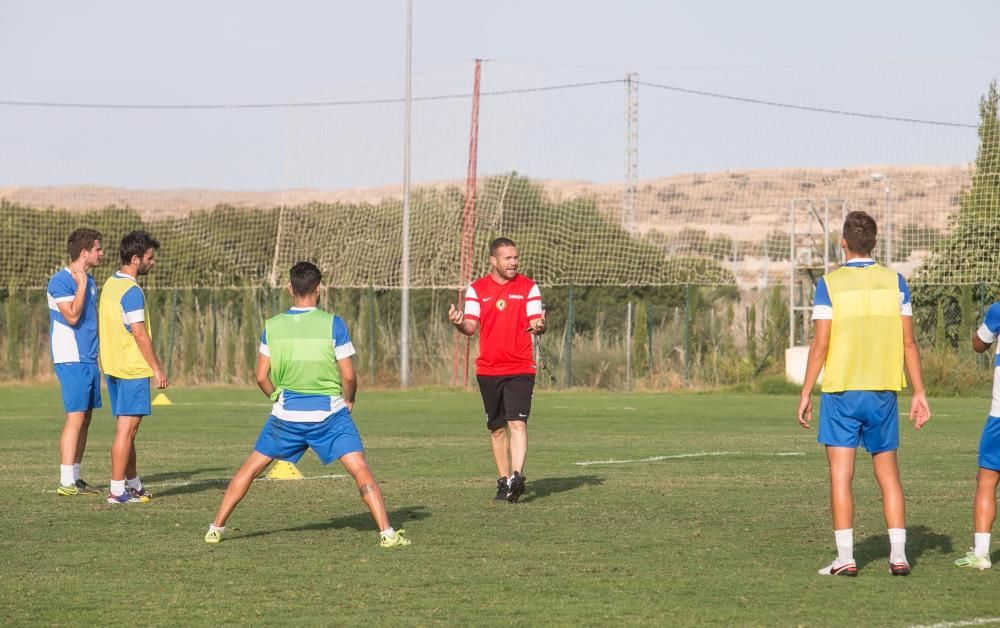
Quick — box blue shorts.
[105,375,151,417]
[818,390,899,453]
[54,363,102,413]
[254,408,364,465]
[978,416,1000,471]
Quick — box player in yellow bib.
[98,231,168,504]
[797,211,931,577]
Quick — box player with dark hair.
[448,237,545,502]
[205,262,410,548]
[99,230,167,504]
[797,211,930,576]
[49,228,104,495]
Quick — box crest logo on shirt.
[496,298,507,311]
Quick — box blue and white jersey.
[811,258,913,321]
[259,307,357,422]
[114,272,147,331]
[976,302,1000,417]
[47,268,98,363]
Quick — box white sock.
[380,527,396,538]
[72,463,81,482]
[126,477,143,491]
[975,532,991,557]
[60,465,74,486]
[834,528,854,564]
[209,524,225,532]
[888,528,907,563]
[110,479,126,496]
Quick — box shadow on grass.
[155,478,231,498]
[855,524,953,569]
[144,468,228,483]
[517,475,604,503]
[144,468,231,498]
[233,506,431,540]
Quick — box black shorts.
[477,374,535,431]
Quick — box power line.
[491,54,1000,71]
[637,80,976,128]
[0,77,977,128]
[0,80,622,110]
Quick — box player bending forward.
[954,301,1000,570]
[205,262,410,548]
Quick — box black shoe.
[506,472,525,503]
[74,479,100,495]
[494,477,508,501]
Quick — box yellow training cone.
[151,393,172,406]
[266,460,304,480]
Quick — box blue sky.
[1,1,998,189]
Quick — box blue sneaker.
[106,491,136,504]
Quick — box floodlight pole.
[625,73,638,232]
[871,173,891,267]
[885,185,892,267]
[400,0,413,388]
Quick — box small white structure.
[785,345,822,386]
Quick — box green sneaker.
[56,484,80,496]
[205,528,223,544]
[379,529,411,549]
[955,550,992,570]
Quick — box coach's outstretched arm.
[448,303,478,336]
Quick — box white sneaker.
[817,559,857,576]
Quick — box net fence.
[1,62,998,387]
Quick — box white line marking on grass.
[574,451,805,466]
[155,402,270,407]
[40,473,347,493]
[158,473,348,488]
[552,406,637,410]
[909,617,1000,628]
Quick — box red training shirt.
[463,273,543,376]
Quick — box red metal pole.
[454,59,482,387]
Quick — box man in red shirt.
[449,238,545,502]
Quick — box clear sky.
[1,1,998,190]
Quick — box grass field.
[1,385,999,626]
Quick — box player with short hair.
[954,302,1000,570]
[49,228,105,496]
[204,262,410,548]
[98,230,168,504]
[797,210,930,576]
[448,237,545,502]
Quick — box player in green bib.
[205,262,410,548]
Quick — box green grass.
[0,385,998,626]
